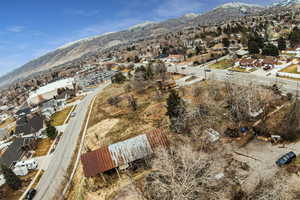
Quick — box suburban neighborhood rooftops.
[15,106,31,117]
[0,137,36,168]
[15,115,44,136]
[81,129,169,177]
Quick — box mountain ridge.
[0,1,287,87]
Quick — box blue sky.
[0,0,278,76]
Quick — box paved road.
[168,65,300,95]
[34,82,110,200]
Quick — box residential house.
[165,55,184,63]
[81,129,169,177]
[41,100,58,119]
[15,115,44,137]
[15,106,31,119]
[239,58,256,68]
[0,137,37,168]
[236,50,249,58]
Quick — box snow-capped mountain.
[214,2,264,15]
[128,21,156,30]
[182,13,199,19]
[218,2,263,9]
[272,0,300,7]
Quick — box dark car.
[25,189,36,200]
[276,152,296,167]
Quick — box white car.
[71,112,76,117]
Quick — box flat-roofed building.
[28,78,74,105]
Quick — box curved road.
[34,82,110,200]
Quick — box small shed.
[81,129,169,177]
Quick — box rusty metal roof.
[81,129,168,177]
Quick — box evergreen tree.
[145,65,154,80]
[248,40,260,54]
[289,27,300,48]
[111,72,126,84]
[46,122,58,140]
[262,43,279,56]
[222,38,230,48]
[278,37,287,51]
[1,165,21,190]
[166,90,185,119]
[166,90,187,133]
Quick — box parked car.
[71,112,76,117]
[226,70,234,75]
[276,152,296,167]
[25,189,36,200]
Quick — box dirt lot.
[67,79,297,200]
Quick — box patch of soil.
[85,118,119,150]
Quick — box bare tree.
[143,145,212,200]
[124,83,132,93]
[225,81,266,125]
[128,94,138,111]
[107,96,121,107]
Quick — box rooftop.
[81,129,169,177]
[29,78,74,99]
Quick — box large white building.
[28,78,74,105]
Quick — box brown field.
[34,138,53,157]
[51,106,74,126]
[279,64,300,74]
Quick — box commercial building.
[28,78,75,105]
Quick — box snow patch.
[128,21,156,30]
[217,2,263,9]
[182,13,199,19]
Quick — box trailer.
[14,159,38,170]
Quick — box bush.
[107,96,121,106]
[1,165,21,190]
[112,72,126,84]
[46,122,58,140]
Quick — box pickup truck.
[276,151,296,167]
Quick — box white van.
[14,159,38,170]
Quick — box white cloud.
[7,26,25,33]
[155,0,203,17]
